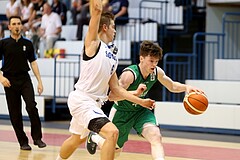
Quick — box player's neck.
[138,64,149,79]
[99,34,110,45]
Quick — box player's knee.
[70,134,85,147]
[143,126,162,144]
[105,127,119,141]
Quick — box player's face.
[141,55,159,73]
[106,20,116,42]
[8,18,23,36]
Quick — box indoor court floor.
[0,119,240,160]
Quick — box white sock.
[154,158,164,160]
[56,154,67,160]
[92,134,105,145]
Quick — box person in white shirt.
[38,2,62,58]
[56,0,155,159]
[6,0,22,19]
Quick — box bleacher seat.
[115,22,158,42]
[60,25,78,41]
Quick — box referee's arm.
[30,61,43,95]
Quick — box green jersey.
[113,64,158,111]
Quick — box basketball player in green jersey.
[87,40,204,160]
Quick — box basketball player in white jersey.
[56,0,155,160]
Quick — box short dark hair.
[9,16,22,24]
[98,12,115,33]
[140,40,163,60]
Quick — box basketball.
[183,92,208,115]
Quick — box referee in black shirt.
[0,16,46,150]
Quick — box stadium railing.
[162,12,240,102]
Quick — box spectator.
[6,0,22,19]
[107,0,129,25]
[51,0,68,25]
[28,0,46,54]
[76,0,109,40]
[71,0,89,25]
[28,0,46,32]
[38,3,62,58]
[20,0,34,33]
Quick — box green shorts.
[112,108,158,148]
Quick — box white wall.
[155,80,240,132]
[155,102,240,130]
[206,3,240,33]
[214,59,240,80]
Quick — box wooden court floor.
[0,119,240,160]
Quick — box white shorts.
[68,90,107,138]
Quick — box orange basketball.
[183,92,208,115]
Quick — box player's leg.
[87,107,132,159]
[142,125,165,160]
[134,109,165,160]
[57,134,86,160]
[86,106,118,154]
[88,117,118,160]
[88,133,123,158]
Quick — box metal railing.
[162,53,195,102]
[193,32,224,80]
[222,12,240,59]
[162,12,239,102]
[52,54,81,113]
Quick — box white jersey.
[74,41,118,102]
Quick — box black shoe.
[20,144,32,150]
[33,140,46,148]
[86,131,97,155]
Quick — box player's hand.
[141,98,156,110]
[0,76,11,88]
[186,85,204,94]
[136,83,147,96]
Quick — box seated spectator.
[38,3,62,58]
[20,0,34,33]
[51,0,68,25]
[28,0,46,53]
[28,0,46,32]
[107,0,129,25]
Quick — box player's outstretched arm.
[84,0,102,57]
[157,66,204,94]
